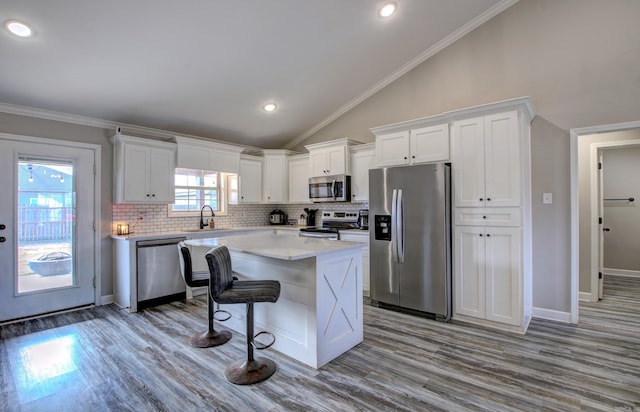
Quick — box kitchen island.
[186,232,364,369]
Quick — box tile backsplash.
[112,202,368,235]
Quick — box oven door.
[299,229,339,240]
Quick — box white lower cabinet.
[454,225,521,327]
[339,232,370,296]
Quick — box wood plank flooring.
[1,274,639,411]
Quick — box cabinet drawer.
[454,208,521,227]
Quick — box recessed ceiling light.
[5,20,33,38]
[379,2,397,18]
[263,103,277,112]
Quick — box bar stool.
[206,246,281,385]
[177,241,231,348]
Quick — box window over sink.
[167,168,235,217]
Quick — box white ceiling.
[0,0,511,149]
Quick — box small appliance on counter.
[357,209,369,230]
[269,209,287,225]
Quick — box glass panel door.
[0,138,95,323]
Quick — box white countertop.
[186,232,364,261]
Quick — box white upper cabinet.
[374,123,449,167]
[111,134,176,204]
[350,143,375,202]
[452,111,520,208]
[263,150,293,203]
[288,154,310,203]
[305,139,360,177]
[238,155,263,203]
[175,136,242,173]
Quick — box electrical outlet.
[137,214,145,220]
[543,193,553,204]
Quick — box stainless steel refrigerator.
[369,162,451,321]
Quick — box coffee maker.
[357,209,369,230]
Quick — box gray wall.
[602,146,640,272]
[0,112,115,296]
[291,0,640,313]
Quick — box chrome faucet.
[199,205,215,229]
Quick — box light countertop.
[185,232,364,261]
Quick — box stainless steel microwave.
[308,175,351,202]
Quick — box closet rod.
[603,197,635,201]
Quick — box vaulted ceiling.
[0,0,513,148]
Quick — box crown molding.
[0,101,261,152]
[284,0,520,149]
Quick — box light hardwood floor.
[2,275,639,411]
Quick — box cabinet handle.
[486,234,491,237]
[412,155,415,159]
[146,194,150,197]
[404,156,407,160]
[487,198,491,201]
[482,216,487,219]
[152,194,155,197]
[479,198,483,201]
[479,234,483,237]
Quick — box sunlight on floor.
[15,334,80,404]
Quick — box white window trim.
[168,169,234,217]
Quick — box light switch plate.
[543,193,553,204]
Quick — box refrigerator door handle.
[397,189,405,263]
[391,189,398,262]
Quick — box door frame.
[0,132,102,309]
[569,121,640,323]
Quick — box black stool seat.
[206,246,281,385]
[178,242,231,348]
[215,280,280,305]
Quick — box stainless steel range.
[299,211,359,239]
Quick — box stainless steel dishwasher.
[136,237,187,308]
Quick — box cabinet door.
[123,144,150,202]
[309,149,328,176]
[484,227,521,326]
[484,111,520,207]
[454,226,486,319]
[452,117,485,207]
[288,157,310,202]
[239,158,262,203]
[351,149,375,202]
[376,131,410,167]
[410,124,449,164]
[148,148,175,203]
[264,155,286,202]
[326,146,346,175]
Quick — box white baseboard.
[603,268,640,278]
[532,307,571,323]
[100,295,114,305]
[579,291,594,302]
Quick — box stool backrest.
[177,241,195,286]
[206,246,234,299]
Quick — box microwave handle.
[332,179,337,200]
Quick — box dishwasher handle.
[137,237,187,248]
